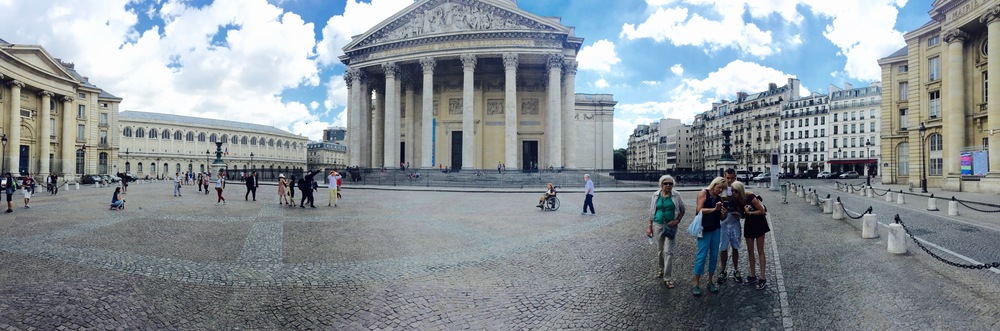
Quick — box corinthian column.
[546,54,564,168]
[404,78,415,166]
[982,7,1000,175]
[943,29,969,181]
[7,80,24,174]
[61,96,75,177]
[383,63,399,168]
[420,57,436,168]
[563,59,578,169]
[461,54,477,170]
[372,85,384,167]
[39,91,53,176]
[503,53,519,170]
[347,68,362,166]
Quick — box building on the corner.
[878,0,999,193]
[117,111,308,180]
[308,126,349,171]
[627,121,659,171]
[1,37,121,179]
[780,92,830,175]
[827,82,881,177]
[323,127,347,142]
[339,0,614,171]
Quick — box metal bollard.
[832,201,845,220]
[948,199,959,216]
[927,194,939,211]
[897,191,905,204]
[885,191,893,202]
[887,223,907,254]
[862,214,879,238]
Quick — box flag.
[225,148,228,155]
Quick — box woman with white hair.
[646,175,686,289]
[692,176,728,296]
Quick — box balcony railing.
[795,148,811,154]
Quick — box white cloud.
[315,0,414,66]
[594,77,610,88]
[620,6,777,57]
[577,39,621,73]
[803,0,907,81]
[670,64,684,76]
[310,101,320,110]
[641,80,661,85]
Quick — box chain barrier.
[870,187,890,196]
[894,214,1000,270]
[835,197,872,219]
[951,196,1000,213]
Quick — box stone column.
[461,54,477,170]
[604,114,614,169]
[372,85,384,167]
[360,80,372,167]
[348,68,362,166]
[39,91,53,176]
[420,57,436,169]
[404,78,415,167]
[7,80,23,175]
[982,8,1000,178]
[61,96,75,177]
[942,29,969,189]
[546,54,564,168]
[383,63,399,168]
[563,59,578,169]
[503,53,519,170]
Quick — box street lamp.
[1,134,6,174]
[250,152,255,172]
[745,142,752,182]
[864,139,872,186]
[81,144,86,176]
[122,148,129,175]
[919,122,927,193]
[205,150,210,172]
[838,148,842,173]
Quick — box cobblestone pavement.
[0,182,996,329]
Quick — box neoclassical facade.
[878,0,1000,193]
[1,38,121,179]
[118,111,308,180]
[340,0,614,171]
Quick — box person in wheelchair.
[537,183,557,209]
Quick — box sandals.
[692,286,702,296]
[664,280,675,289]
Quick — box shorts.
[719,212,742,251]
[22,189,31,199]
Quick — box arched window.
[149,129,158,139]
[150,163,156,175]
[186,132,194,141]
[176,163,181,173]
[897,142,909,176]
[268,138,274,147]
[251,137,257,145]
[231,135,238,144]
[210,134,217,143]
[221,134,228,143]
[136,128,145,138]
[125,162,131,172]
[198,133,206,142]
[929,133,943,176]
[137,162,143,173]
[174,131,182,140]
[242,136,249,145]
[276,140,283,149]
[123,127,133,137]
[285,141,290,149]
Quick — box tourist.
[173,172,182,197]
[646,175,686,289]
[4,173,15,213]
[215,170,227,205]
[277,174,289,205]
[22,173,34,209]
[110,187,125,210]
[49,173,59,195]
[299,169,321,208]
[245,170,258,201]
[288,175,297,204]
[498,161,502,174]
[692,176,727,296]
[327,170,340,207]
[732,181,770,290]
[581,174,595,215]
[718,168,743,284]
[202,172,210,194]
[197,173,203,192]
[537,183,556,209]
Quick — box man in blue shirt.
[582,174,595,215]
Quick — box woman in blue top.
[110,187,124,210]
[646,175,686,289]
[692,176,728,296]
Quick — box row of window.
[121,127,302,149]
[120,162,296,176]
[895,134,944,177]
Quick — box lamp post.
[745,142,752,182]
[864,140,872,186]
[80,144,86,177]
[250,152,255,172]
[1,134,6,174]
[919,122,927,193]
[838,148,842,173]
[122,148,129,175]
[205,150,210,172]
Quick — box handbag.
[687,211,703,238]
[662,224,676,240]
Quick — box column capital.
[38,90,54,98]
[62,96,75,103]
[460,54,477,71]
[563,59,578,75]
[382,63,399,79]
[980,4,1000,24]
[944,29,970,44]
[346,67,363,84]
[502,52,519,70]
[547,53,564,70]
[420,57,436,73]
[7,79,24,89]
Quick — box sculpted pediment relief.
[347,0,563,51]
[5,47,77,82]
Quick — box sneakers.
[743,276,757,286]
[581,212,587,215]
[692,286,702,296]
[707,283,719,293]
[4,209,11,213]
[717,271,727,284]
[755,279,768,290]
[733,270,742,282]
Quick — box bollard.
[885,191,893,202]
[809,192,818,206]
[74,183,79,190]
[822,198,833,214]
[887,223,907,254]
[927,194,939,211]
[948,199,959,216]
[897,191,905,204]
[797,188,805,198]
[859,186,867,197]
[866,186,874,198]
[862,214,879,238]
[832,201,845,220]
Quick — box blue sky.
[0,0,929,149]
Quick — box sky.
[0,0,931,149]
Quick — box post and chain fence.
[893,214,1000,271]
[950,196,1000,213]
[870,187,890,196]
[835,197,872,219]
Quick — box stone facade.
[340,0,614,171]
[878,0,1000,193]
[781,92,831,175]
[0,38,120,180]
[827,83,881,176]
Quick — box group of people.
[647,168,770,297]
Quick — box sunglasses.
[661,182,674,185]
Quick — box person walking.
[245,170,258,201]
[717,169,743,284]
[277,174,289,205]
[732,181,770,290]
[581,174,596,215]
[49,173,59,195]
[197,173,203,192]
[173,172,182,197]
[646,175,686,289]
[288,175,297,206]
[327,170,340,207]
[202,172,210,195]
[692,177,727,296]
[299,169,320,208]
[4,173,15,213]
[22,174,34,209]
[215,170,227,205]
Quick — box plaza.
[0,179,998,329]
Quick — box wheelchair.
[540,196,560,211]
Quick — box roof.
[119,111,300,138]
[0,37,8,45]
[885,46,908,59]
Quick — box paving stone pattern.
[0,182,995,329]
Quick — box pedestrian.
[120,172,129,193]
[46,173,53,194]
[4,173,15,213]
[327,170,340,207]
[202,172,210,194]
[288,175,297,205]
[245,170,258,201]
[299,169,320,208]
[732,181,770,290]
[49,173,59,195]
[110,186,125,210]
[215,170,227,205]
[498,161,502,174]
[336,172,343,199]
[277,174,289,205]
[717,168,743,285]
[173,172,182,197]
[22,174,34,209]
[692,176,727,296]
[581,174,595,215]
[197,173,203,192]
[646,175,686,289]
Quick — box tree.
[613,148,627,171]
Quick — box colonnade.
[3,79,79,177]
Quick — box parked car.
[81,175,104,184]
[817,171,833,179]
[839,171,860,179]
[752,173,771,182]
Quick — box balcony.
[795,148,811,154]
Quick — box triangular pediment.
[2,45,78,83]
[344,0,569,52]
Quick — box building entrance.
[19,145,29,175]
[521,141,538,172]
[450,131,462,171]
